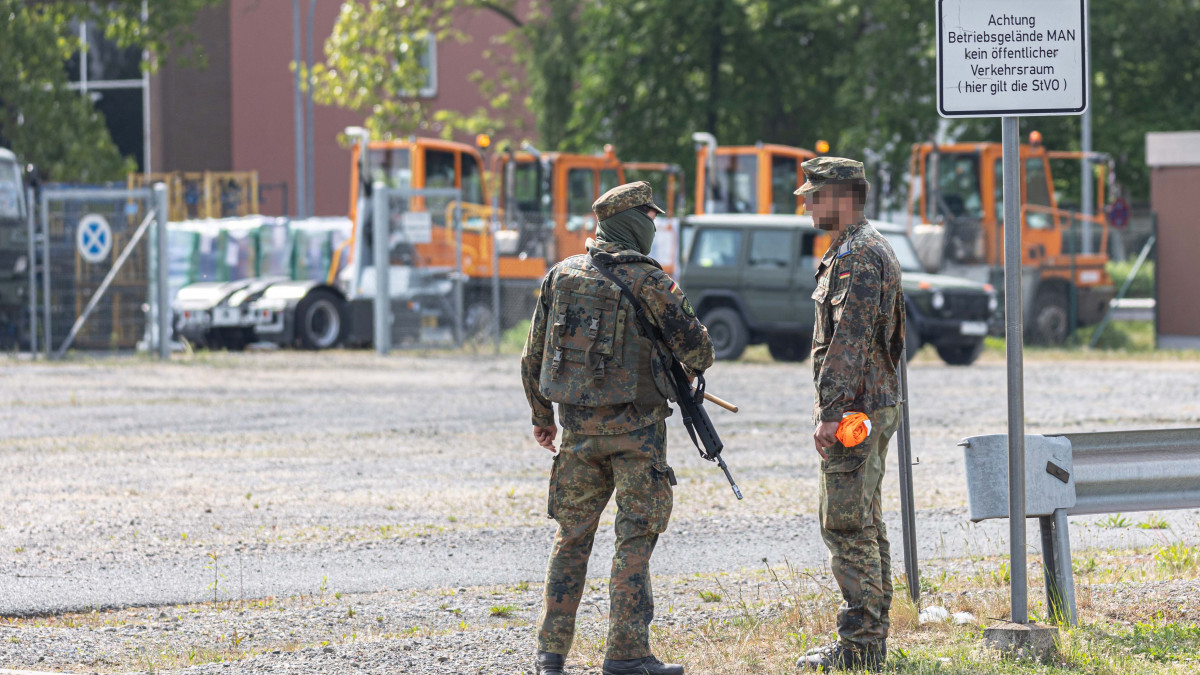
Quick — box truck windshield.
[926,152,983,222]
[0,159,24,220]
[367,147,412,189]
[882,232,926,273]
[714,153,758,214]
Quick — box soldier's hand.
[533,424,559,453]
[813,420,839,459]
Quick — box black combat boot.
[602,654,684,675]
[797,641,883,672]
[535,650,565,675]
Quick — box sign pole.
[1001,116,1027,624]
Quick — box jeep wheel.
[936,340,985,366]
[1031,289,1069,345]
[702,307,748,361]
[767,333,811,362]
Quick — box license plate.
[960,321,988,336]
[421,315,439,329]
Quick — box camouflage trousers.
[819,404,901,650]
[537,421,673,660]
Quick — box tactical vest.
[538,256,672,408]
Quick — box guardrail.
[960,428,1200,624]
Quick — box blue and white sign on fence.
[76,213,113,264]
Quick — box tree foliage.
[317,0,1199,203]
[0,0,220,182]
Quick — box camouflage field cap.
[795,156,867,196]
[592,181,667,221]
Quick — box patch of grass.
[1154,542,1199,574]
[697,590,723,603]
[1099,513,1132,529]
[1108,260,1155,298]
[1138,514,1171,530]
[501,320,531,353]
[489,604,518,618]
[1114,618,1200,662]
[1076,320,1156,351]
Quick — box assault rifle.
[589,256,743,500]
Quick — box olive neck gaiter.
[596,207,656,255]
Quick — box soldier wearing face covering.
[521,182,713,675]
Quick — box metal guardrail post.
[1038,508,1077,625]
[1002,115,1028,624]
[155,183,170,360]
[372,182,390,354]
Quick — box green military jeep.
[678,215,998,365]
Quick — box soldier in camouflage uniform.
[795,158,905,672]
[521,181,714,675]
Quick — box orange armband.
[836,412,872,447]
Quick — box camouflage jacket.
[811,219,905,423]
[522,239,714,435]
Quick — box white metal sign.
[76,214,113,264]
[401,211,433,244]
[937,0,1088,118]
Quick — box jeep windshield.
[881,232,925,273]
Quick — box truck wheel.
[767,333,811,362]
[296,290,346,350]
[1031,289,1069,345]
[936,340,985,366]
[702,307,748,361]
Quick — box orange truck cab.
[493,144,625,268]
[907,135,1116,343]
[692,133,817,216]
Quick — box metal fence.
[30,184,169,358]
[369,184,465,353]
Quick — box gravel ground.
[1,350,1199,673]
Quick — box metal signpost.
[937,0,1089,628]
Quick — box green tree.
[312,0,533,143]
[0,0,220,181]
[315,0,1200,206]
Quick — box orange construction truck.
[906,132,1117,344]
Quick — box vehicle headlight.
[931,291,945,310]
[988,293,999,312]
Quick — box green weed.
[1138,514,1170,530]
[1154,542,1198,574]
[1115,618,1200,662]
[1099,513,1132,528]
[489,604,518,617]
